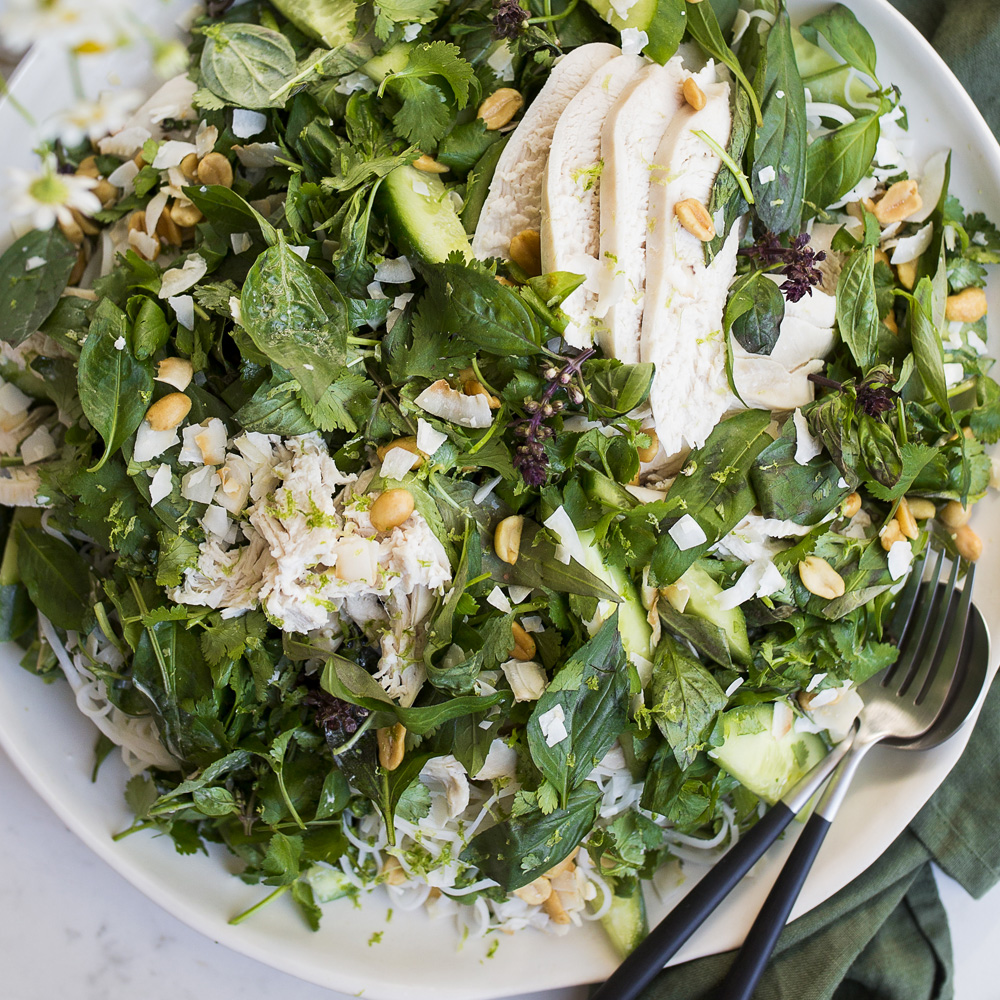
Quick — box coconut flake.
[793,409,823,465]
[414,379,492,428]
[500,659,547,702]
[668,514,707,551]
[539,705,568,747]
[366,280,387,300]
[148,463,173,505]
[107,159,140,193]
[380,446,418,481]
[416,418,448,457]
[543,505,588,566]
[486,586,512,614]
[508,585,532,604]
[181,464,217,503]
[620,27,648,56]
[233,142,281,168]
[911,150,949,224]
[473,739,518,780]
[194,121,218,157]
[521,615,544,633]
[25,256,46,271]
[889,222,934,264]
[0,382,31,419]
[232,109,267,139]
[334,71,377,96]
[128,228,159,261]
[98,125,151,159]
[230,232,252,255]
[133,422,179,463]
[202,503,230,539]
[758,165,777,185]
[288,244,309,261]
[887,538,914,581]
[374,257,415,283]
[152,140,198,169]
[20,426,56,464]
[159,254,208,299]
[725,677,745,698]
[167,294,195,330]
[487,42,515,81]
[473,475,502,504]
[771,701,793,739]
[943,362,966,387]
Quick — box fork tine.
[897,557,962,699]
[915,563,977,707]
[887,547,930,647]
[881,548,945,690]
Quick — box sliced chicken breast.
[472,42,620,262]
[540,53,647,348]
[597,57,688,364]
[641,66,738,457]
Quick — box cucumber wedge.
[711,703,826,804]
[597,880,648,958]
[679,563,751,665]
[377,165,472,263]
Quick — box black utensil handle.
[590,802,795,1000]
[719,811,833,1000]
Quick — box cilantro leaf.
[297,370,378,433]
[863,443,938,502]
[389,42,475,108]
[200,610,270,667]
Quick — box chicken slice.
[472,42,620,262]
[597,57,688,364]
[540,53,648,348]
[641,65,738,458]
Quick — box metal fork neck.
[816,737,879,822]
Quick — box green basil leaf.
[800,4,879,82]
[199,23,297,109]
[910,277,950,414]
[750,11,807,235]
[0,228,79,346]
[645,634,727,769]
[241,236,350,404]
[77,299,155,472]
[657,600,733,669]
[128,296,171,360]
[16,526,91,632]
[804,113,880,217]
[724,271,785,355]
[836,245,879,370]
[526,617,628,806]
[460,781,602,891]
[582,359,655,416]
[183,184,277,243]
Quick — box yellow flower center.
[28,173,71,207]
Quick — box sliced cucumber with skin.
[710,703,826,804]
[361,42,413,83]
[597,880,648,958]
[577,529,653,670]
[678,563,751,665]
[377,165,472,263]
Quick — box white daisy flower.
[0,0,129,53]
[42,89,142,147]
[5,154,101,231]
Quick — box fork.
[592,548,976,1000]
[719,551,976,998]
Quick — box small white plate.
[0,1,998,997]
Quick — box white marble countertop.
[2,744,999,1000]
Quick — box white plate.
[0,1,998,997]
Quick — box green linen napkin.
[625,5,1000,996]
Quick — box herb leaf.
[0,228,79,346]
[16,526,91,632]
[836,245,879,371]
[77,299,154,472]
[800,4,879,83]
[199,23,297,108]
[725,271,785,356]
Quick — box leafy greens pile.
[0,0,997,951]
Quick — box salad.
[0,0,996,959]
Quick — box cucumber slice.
[377,165,472,263]
[679,563,751,665]
[597,881,648,958]
[711,703,826,804]
[362,42,413,83]
[582,0,685,64]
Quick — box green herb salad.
[0,0,997,956]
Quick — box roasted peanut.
[514,877,552,905]
[940,500,972,528]
[376,436,422,469]
[675,198,715,242]
[945,287,988,324]
[843,492,862,518]
[637,427,660,463]
[58,212,85,245]
[511,622,537,662]
[169,199,204,228]
[798,556,846,600]
[545,847,580,879]
[370,489,415,532]
[542,890,571,925]
[197,151,234,188]
[683,77,706,111]
[883,309,898,334]
[93,177,118,208]
[463,380,501,409]
[155,208,183,247]
[179,152,200,181]
[954,524,983,562]
[896,259,917,290]
[896,497,919,540]
[377,723,406,770]
[494,515,524,565]
[381,855,407,886]
[508,229,542,277]
[874,179,922,224]
[413,153,449,174]
[146,392,192,432]
[478,88,523,130]
[75,155,100,179]
[905,496,936,520]
[880,519,905,551]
